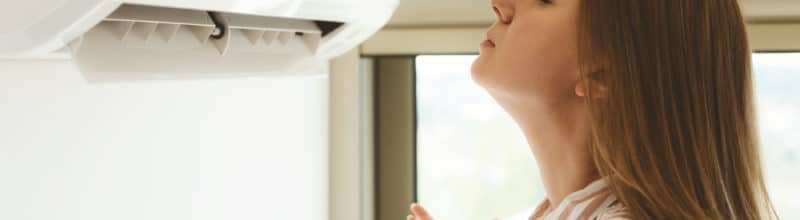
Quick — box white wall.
[0,60,329,220]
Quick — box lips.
[482,33,496,48]
[481,39,496,48]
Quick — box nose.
[491,3,513,24]
[492,5,502,18]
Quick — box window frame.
[361,23,800,55]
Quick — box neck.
[491,92,600,207]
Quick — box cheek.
[473,17,581,98]
[505,20,579,79]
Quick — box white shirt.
[507,179,631,220]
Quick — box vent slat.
[301,33,321,54]
[225,13,321,34]
[131,22,158,42]
[75,4,340,58]
[113,21,135,40]
[156,23,181,42]
[188,26,215,44]
[263,31,279,45]
[241,29,266,45]
[106,5,214,26]
[277,32,294,45]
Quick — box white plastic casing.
[0,0,397,79]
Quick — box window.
[415,55,545,220]
[414,53,800,219]
[753,53,800,219]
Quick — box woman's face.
[472,0,582,104]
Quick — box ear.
[575,79,608,98]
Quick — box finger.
[410,203,432,220]
[406,214,415,220]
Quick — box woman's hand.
[407,203,433,220]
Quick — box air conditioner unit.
[0,0,397,80]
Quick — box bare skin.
[408,0,607,219]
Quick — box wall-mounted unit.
[0,0,397,80]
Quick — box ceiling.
[387,0,800,27]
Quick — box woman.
[408,0,778,219]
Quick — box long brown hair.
[577,0,777,219]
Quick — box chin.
[470,55,493,87]
[470,56,486,78]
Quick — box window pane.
[415,53,800,219]
[415,55,544,220]
[753,52,800,219]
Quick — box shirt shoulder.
[595,200,632,220]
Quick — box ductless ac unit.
[0,0,397,80]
